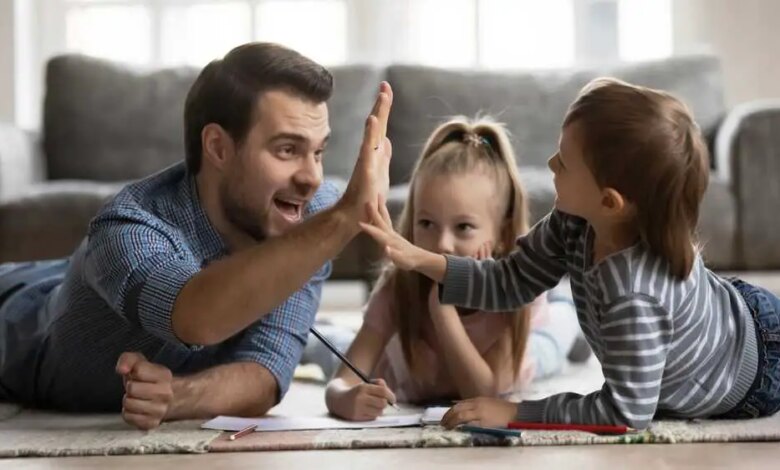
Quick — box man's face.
[220,90,330,240]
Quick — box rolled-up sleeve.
[83,213,200,348]
[222,179,341,400]
[226,261,331,401]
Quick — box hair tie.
[462,133,482,147]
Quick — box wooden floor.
[5,443,780,469]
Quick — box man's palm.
[343,82,393,223]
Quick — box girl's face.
[412,170,505,257]
[547,122,603,220]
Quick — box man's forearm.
[166,362,278,420]
[173,203,357,345]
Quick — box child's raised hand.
[360,196,428,271]
[440,397,518,429]
[474,241,494,261]
[336,378,397,422]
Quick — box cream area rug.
[3,358,780,457]
[211,359,780,452]
[0,402,219,458]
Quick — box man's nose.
[293,154,322,192]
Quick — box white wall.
[673,0,780,106]
[0,0,15,123]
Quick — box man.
[0,42,393,430]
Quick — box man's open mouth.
[273,197,304,223]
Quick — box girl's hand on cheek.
[474,241,494,261]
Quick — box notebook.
[202,406,452,432]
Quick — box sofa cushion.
[43,54,381,182]
[386,55,726,185]
[44,55,194,181]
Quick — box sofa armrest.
[0,123,46,200]
[714,100,780,268]
[0,181,121,263]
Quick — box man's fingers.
[378,197,393,228]
[359,222,392,246]
[123,396,168,419]
[382,136,393,161]
[115,352,146,375]
[129,361,173,383]
[125,380,173,401]
[361,115,379,153]
[370,82,393,140]
[122,411,162,431]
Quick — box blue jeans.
[0,260,70,402]
[719,279,780,419]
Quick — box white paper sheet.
[202,413,424,432]
[420,406,450,425]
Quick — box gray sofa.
[1,53,778,281]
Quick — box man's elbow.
[234,390,277,417]
[173,323,224,347]
[238,398,274,418]
[171,303,227,346]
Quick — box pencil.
[507,421,635,434]
[228,424,257,440]
[309,326,400,410]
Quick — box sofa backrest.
[386,54,725,184]
[42,54,381,182]
[44,55,193,181]
[43,53,725,186]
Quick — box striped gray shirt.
[441,209,758,429]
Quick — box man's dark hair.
[184,42,333,174]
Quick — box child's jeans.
[719,279,780,418]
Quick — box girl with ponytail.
[325,116,578,421]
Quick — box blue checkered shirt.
[0,162,339,411]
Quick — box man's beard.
[220,181,268,243]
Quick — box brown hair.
[184,42,333,174]
[563,78,710,279]
[374,116,532,385]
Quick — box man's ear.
[201,123,236,172]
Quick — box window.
[16,0,673,128]
[54,0,671,69]
[57,0,348,67]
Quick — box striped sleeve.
[516,295,672,430]
[440,210,570,311]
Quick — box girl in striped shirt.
[361,78,780,430]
